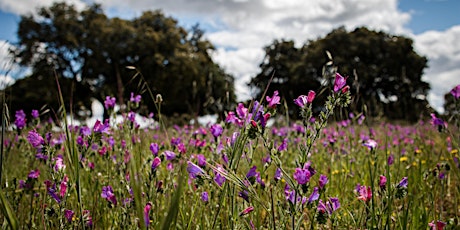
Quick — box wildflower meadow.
[1,72,459,230]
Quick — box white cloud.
[413,25,460,113]
[1,0,458,113]
[0,0,86,16]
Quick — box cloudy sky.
[0,0,458,113]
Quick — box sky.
[0,0,459,114]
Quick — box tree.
[10,2,236,119]
[250,27,430,122]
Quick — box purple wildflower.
[104,96,116,109]
[31,110,39,119]
[187,161,205,179]
[196,154,207,167]
[27,130,44,150]
[379,175,387,189]
[64,209,74,222]
[266,90,281,108]
[163,150,176,161]
[356,185,372,202]
[363,139,378,150]
[210,123,223,138]
[293,168,311,185]
[14,110,26,130]
[130,92,142,103]
[93,119,110,134]
[101,185,117,205]
[143,202,152,227]
[150,143,159,156]
[28,169,40,179]
[397,177,408,188]
[151,157,161,170]
[201,191,209,203]
[319,174,328,189]
[308,187,319,204]
[333,73,347,92]
[294,90,316,107]
[274,168,282,181]
[277,138,288,151]
[450,84,460,99]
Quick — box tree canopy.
[7,2,236,119]
[250,27,431,122]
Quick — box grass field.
[0,73,459,229]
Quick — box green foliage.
[10,2,236,118]
[250,27,431,122]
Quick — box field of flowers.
[0,73,459,229]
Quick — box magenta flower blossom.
[334,73,348,92]
[277,138,288,151]
[14,110,26,130]
[429,220,446,230]
[64,209,74,222]
[246,166,258,179]
[163,150,176,160]
[319,174,328,189]
[28,169,40,179]
[60,175,68,198]
[356,185,372,202]
[151,157,161,170]
[196,154,206,167]
[294,90,316,107]
[143,202,152,227]
[214,165,226,187]
[239,206,254,216]
[93,119,110,134]
[101,186,117,205]
[187,161,205,179]
[318,197,340,215]
[54,156,66,172]
[210,123,223,137]
[27,130,45,151]
[430,113,447,131]
[379,175,387,189]
[31,109,39,119]
[363,139,378,150]
[104,96,116,109]
[450,84,460,99]
[130,92,142,103]
[293,167,311,185]
[266,90,281,108]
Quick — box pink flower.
[334,73,348,92]
[28,169,40,179]
[151,157,161,170]
[450,84,460,99]
[266,90,281,108]
[356,185,372,202]
[239,206,254,216]
[144,202,152,227]
[294,90,316,107]
[429,220,446,230]
[293,168,311,185]
[104,96,116,109]
[27,130,45,150]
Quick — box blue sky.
[399,0,460,33]
[0,0,459,113]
